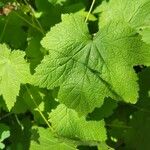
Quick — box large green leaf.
[33,14,150,115]
[0,44,31,110]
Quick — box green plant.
[0,0,150,149]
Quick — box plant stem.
[13,0,44,35]
[25,85,54,132]
[14,11,44,35]
[23,0,45,35]
[0,112,12,121]
[85,0,96,23]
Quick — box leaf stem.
[0,112,12,121]
[13,0,44,35]
[15,114,24,129]
[23,0,45,35]
[85,0,96,23]
[14,11,44,35]
[25,85,54,132]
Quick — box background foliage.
[0,0,150,149]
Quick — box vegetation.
[0,0,150,149]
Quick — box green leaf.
[124,111,150,150]
[30,127,77,150]
[123,68,150,149]
[139,27,150,44]
[88,98,118,120]
[137,67,150,109]
[34,14,150,115]
[0,2,4,8]
[0,44,31,110]
[35,0,62,30]
[48,0,67,5]
[9,117,32,150]
[98,142,114,150]
[25,33,44,74]
[0,12,28,49]
[96,0,150,28]
[0,124,10,149]
[62,3,97,21]
[49,104,107,143]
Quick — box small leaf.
[0,124,10,149]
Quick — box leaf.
[123,68,150,149]
[136,67,150,110]
[124,111,150,150]
[0,124,10,149]
[9,117,32,150]
[88,98,118,120]
[30,127,77,150]
[96,0,150,28]
[12,85,58,125]
[35,0,62,30]
[49,104,107,143]
[106,68,150,149]
[62,3,97,21]
[23,86,58,124]
[25,33,44,74]
[33,14,150,115]
[98,142,114,150]
[48,0,67,5]
[139,27,150,44]
[0,44,31,110]
[0,12,28,49]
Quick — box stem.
[14,11,44,34]
[25,85,54,132]
[15,114,24,129]
[0,19,8,42]
[23,0,45,35]
[85,0,96,23]
[13,0,44,34]
[0,112,12,121]
[106,124,132,129]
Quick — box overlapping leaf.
[0,124,10,149]
[0,12,28,49]
[49,104,107,142]
[95,0,150,29]
[88,98,118,120]
[0,44,31,110]
[139,27,150,44]
[30,127,77,150]
[123,67,150,149]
